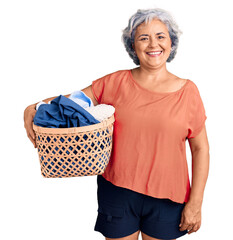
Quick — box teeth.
[148,51,162,55]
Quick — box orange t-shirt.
[91,69,207,203]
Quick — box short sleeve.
[91,75,106,104]
[186,82,207,139]
[91,70,122,105]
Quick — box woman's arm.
[179,125,210,234]
[24,85,98,148]
[188,125,210,203]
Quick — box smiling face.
[133,18,172,69]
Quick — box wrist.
[26,103,37,111]
[188,195,203,206]
[31,103,38,111]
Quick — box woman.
[24,8,210,240]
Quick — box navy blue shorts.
[94,175,188,239]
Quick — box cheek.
[158,42,172,54]
[134,43,147,53]
[163,39,172,49]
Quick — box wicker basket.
[33,114,115,178]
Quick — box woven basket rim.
[33,114,115,134]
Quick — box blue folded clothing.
[69,90,94,108]
[33,95,100,128]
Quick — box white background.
[0,0,232,239]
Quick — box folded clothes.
[34,95,100,128]
[85,104,115,122]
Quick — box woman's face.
[133,18,172,69]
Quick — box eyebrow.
[137,32,165,39]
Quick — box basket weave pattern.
[33,115,115,178]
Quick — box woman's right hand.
[24,104,37,148]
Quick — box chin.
[146,61,166,68]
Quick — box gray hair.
[122,8,183,65]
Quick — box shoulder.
[185,79,205,106]
[186,79,198,88]
[92,69,130,89]
[173,76,203,98]
[168,74,197,92]
[186,79,202,95]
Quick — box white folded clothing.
[85,104,115,122]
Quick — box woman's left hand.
[179,200,202,234]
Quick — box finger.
[188,224,200,234]
[188,227,197,234]
[179,223,189,231]
[30,126,36,141]
[28,133,37,148]
[188,229,195,234]
[28,120,36,139]
[179,214,184,227]
[26,124,36,147]
[187,225,193,231]
[25,121,36,141]
[30,124,37,148]
[27,129,35,144]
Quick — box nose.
[148,37,158,48]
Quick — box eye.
[158,36,165,39]
[140,37,149,41]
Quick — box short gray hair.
[122,8,183,65]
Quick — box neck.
[136,64,171,81]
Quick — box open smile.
[146,51,163,57]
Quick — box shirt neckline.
[128,69,190,95]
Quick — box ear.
[132,44,135,50]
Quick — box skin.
[24,17,210,240]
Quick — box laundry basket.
[33,114,115,178]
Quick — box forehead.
[135,18,169,35]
